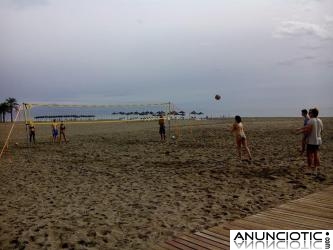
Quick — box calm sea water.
[26,106,172,122]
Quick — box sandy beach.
[0,117,332,249]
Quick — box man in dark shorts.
[28,121,36,144]
[59,121,67,143]
[52,119,58,143]
[297,108,323,175]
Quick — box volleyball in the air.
[215,94,221,100]
[171,135,176,140]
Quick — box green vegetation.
[0,97,18,123]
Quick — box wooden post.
[168,102,171,139]
[0,106,21,160]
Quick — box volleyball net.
[21,101,214,142]
[23,102,173,124]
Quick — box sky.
[0,0,332,116]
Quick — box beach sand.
[0,118,332,249]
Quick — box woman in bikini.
[231,115,252,161]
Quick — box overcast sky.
[0,0,332,116]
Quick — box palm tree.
[6,97,18,122]
[0,102,8,122]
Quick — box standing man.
[297,108,323,175]
[158,115,166,141]
[59,121,68,144]
[299,109,310,154]
[28,121,36,144]
[51,119,58,143]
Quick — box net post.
[167,102,171,139]
[0,105,22,160]
[23,103,30,146]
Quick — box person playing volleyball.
[158,115,166,141]
[297,109,310,155]
[59,121,67,144]
[28,121,36,144]
[296,108,323,175]
[51,119,58,143]
[231,115,252,161]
